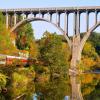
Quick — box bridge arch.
[11,17,71,48]
[80,21,100,51]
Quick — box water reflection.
[81,73,100,100]
[31,73,100,100]
[33,92,44,100]
[34,78,71,100]
[64,96,70,100]
[1,72,100,100]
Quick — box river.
[1,70,100,100]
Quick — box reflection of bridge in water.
[0,6,100,100]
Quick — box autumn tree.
[39,31,69,80]
[0,12,5,33]
[16,23,34,50]
[0,12,18,55]
[88,32,100,55]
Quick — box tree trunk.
[69,35,84,100]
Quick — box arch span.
[80,21,100,51]
[11,17,71,48]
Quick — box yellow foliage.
[81,74,94,84]
[82,56,96,70]
[29,40,38,58]
[82,86,94,96]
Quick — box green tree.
[0,12,5,33]
[0,12,18,55]
[88,32,100,55]
[39,31,69,80]
[16,23,34,50]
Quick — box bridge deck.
[0,6,100,14]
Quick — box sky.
[0,0,100,39]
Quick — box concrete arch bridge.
[0,6,100,100]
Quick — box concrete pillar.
[47,12,50,20]
[39,11,41,18]
[14,12,17,26]
[6,12,9,29]
[42,14,44,18]
[10,14,13,27]
[56,12,58,25]
[34,14,36,18]
[58,13,60,27]
[86,11,89,32]
[66,13,68,35]
[73,12,76,35]
[29,12,33,18]
[26,14,28,19]
[76,11,80,34]
[64,12,67,34]
[22,13,25,20]
[50,13,52,22]
[95,10,97,24]
[64,12,68,35]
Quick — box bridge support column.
[10,15,13,28]
[69,34,83,100]
[47,12,50,20]
[76,11,80,34]
[50,13,52,22]
[56,12,58,26]
[39,12,41,18]
[58,13,60,26]
[14,13,17,26]
[64,12,68,35]
[34,14,36,18]
[86,11,89,32]
[6,12,9,29]
[26,14,28,19]
[95,10,97,24]
[73,12,77,35]
[22,13,25,20]
[42,14,44,18]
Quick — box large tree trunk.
[69,35,84,100]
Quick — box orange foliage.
[82,56,96,70]
[81,74,94,84]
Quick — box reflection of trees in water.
[84,81,100,100]
[0,67,35,100]
[69,73,100,100]
[1,66,100,100]
[35,78,71,100]
[81,74,100,100]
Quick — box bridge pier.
[64,12,68,35]
[58,13,60,27]
[95,10,98,24]
[86,11,89,32]
[69,34,83,100]
[14,13,17,26]
[6,12,9,29]
[50,13,52,22]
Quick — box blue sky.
[0,0,100,8]
[0,0,100,39]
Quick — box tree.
[88,32,100,55]
[16,23,34,50]
[0,12,5,33]
[39,31,69,80]
[0,12,18,55]
[16,20,39,58]
[82,41,99,70]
